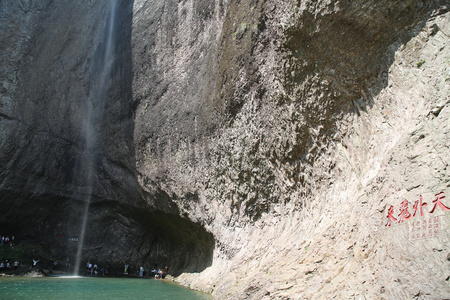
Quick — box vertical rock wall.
[0,0,214,275]
[132,0,450,298]
[0,0,146,269]
[0,0,449,297]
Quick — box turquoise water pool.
[0,276,211,299]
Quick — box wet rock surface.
[1,0,449,298]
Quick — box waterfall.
[73,0,118,276]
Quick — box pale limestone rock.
[172,5,450,300]
[0,0,448,298]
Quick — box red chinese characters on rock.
[386,192,448,228]
[397,200,412,223]
[412,195,427,217]
[429,192,450,213]
[407,216,440,240]
[386,205,397,225]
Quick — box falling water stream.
[73,0,118,276]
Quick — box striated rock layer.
[133,0,450,298]
[1,0,449,298]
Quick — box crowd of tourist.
[86,262,108,276]
[124,263,168,279]
[0,235,20,274]
[1,234,170,279]
[83,262,169,278]
[0,259,20,271]
[1,235,15,246]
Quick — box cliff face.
[0,0,213,275]
[133,0,450,298]
[1,0,449,298]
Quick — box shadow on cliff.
[212,0,449,221]
[0,0,214,276]
[220,0,449,130]
[69,0,215,275]
[282,0,449,127]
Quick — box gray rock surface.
[1,0,449,298]
[133,0,450,298]
[0,0,213,275]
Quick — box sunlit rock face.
[133,0,450,298]
[1,0,449,298]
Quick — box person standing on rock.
[30,259,39,270]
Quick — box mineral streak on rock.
[1,0,450,298]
